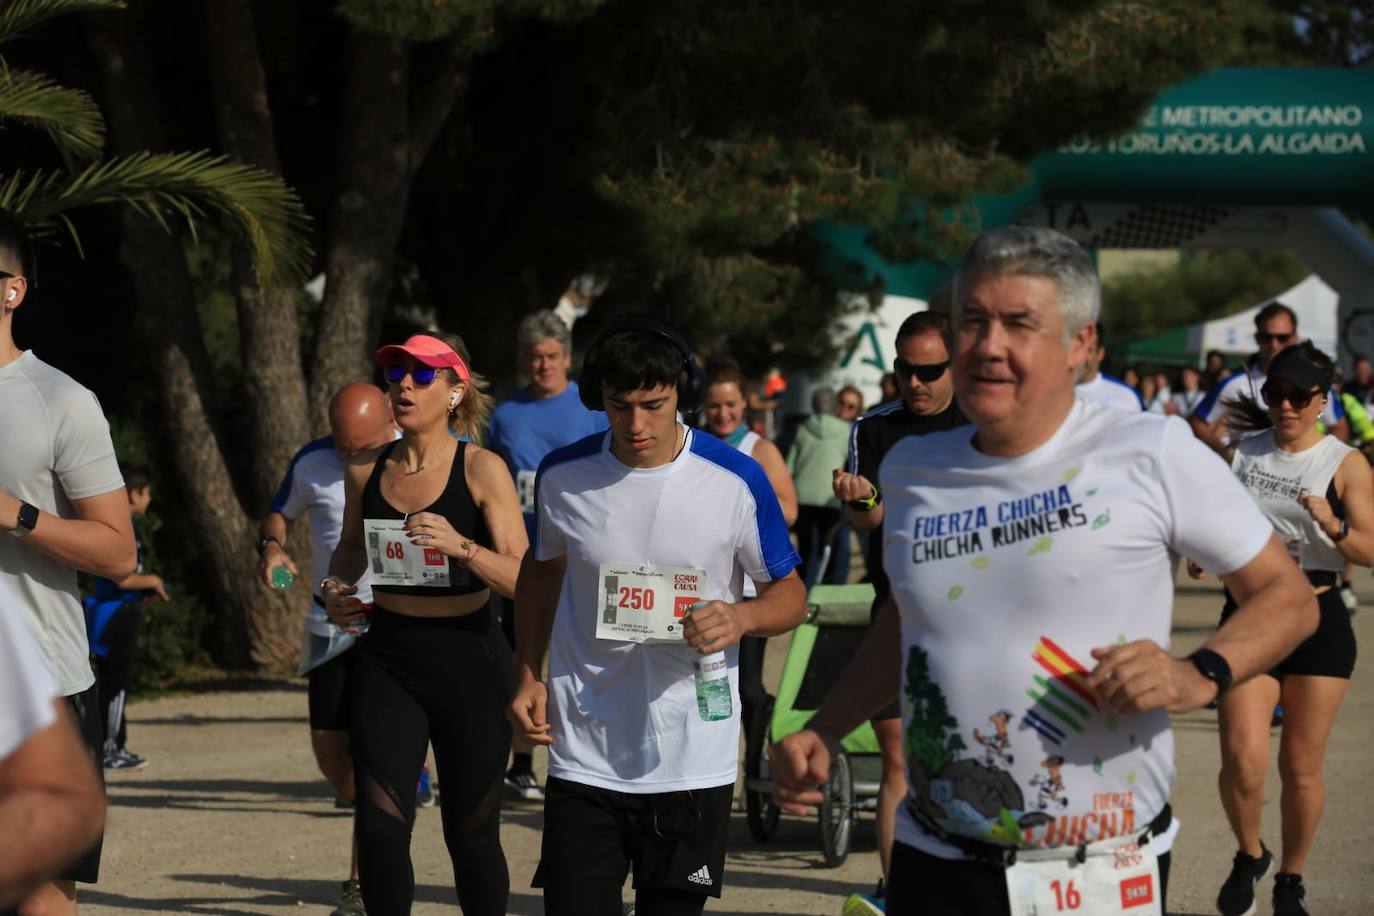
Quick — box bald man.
[255,383,396,916]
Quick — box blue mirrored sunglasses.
[383,363,439,387]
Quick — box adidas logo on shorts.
[687,865,713,886]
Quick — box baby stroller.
[742,550,884,867]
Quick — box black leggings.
[94,604,141,753]
[349,605,514,916]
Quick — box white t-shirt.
[269,435,380,637]
[1169,389,1204,417]
[1232,430,1353,573]
[0,579,58,761]
[534,426,799,792]
[1075,373,1143,412]
[0,351,124,695]
[879,401,1269,859]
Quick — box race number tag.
[1006,841,1162,916]
[595,563,705,643]
[363,518,455,588]
[517,469,537,515]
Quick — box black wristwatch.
[847,485,882,512]
[1331,518,1350,542]
[12,501,38,537]
[256,534,282,556]
[1188,648,1233,698]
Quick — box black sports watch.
[256,534,282,556]
[11,501,39,537]
[847,485,882,512]
[1188,648,1233,698]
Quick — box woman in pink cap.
[323,333,526,915]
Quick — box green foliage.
[0,61,103,165]
[1101,249,1309,344]
[903,645,965,775]
[338,0,604,48]
[0,0,124,45]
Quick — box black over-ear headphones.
[578,314,706,413]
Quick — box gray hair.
[517,309,572,355]
[811,386,837,415]
[951,226,1100,341]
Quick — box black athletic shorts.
[534,777,733,900]
[307,646,353,731]
[886,841,1171,915]
[1221,585,1356,679]
[61,683,105,884]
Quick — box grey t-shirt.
[0,351,124,696]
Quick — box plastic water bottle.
[270,565,295,590]
[688,602,733,721]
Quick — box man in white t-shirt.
[0,210,135,916]
[1189,302,1348,451]
[773,226,1316,915]
[0,585,105,910]
[1075,321,1143,412]
[508,314,804,915]
[256,382,396,916]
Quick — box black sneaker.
[1216,844,1272,916]
[1273,872,1309,916]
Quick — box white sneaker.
[1341,585,1359,615]
[504,769,544,800]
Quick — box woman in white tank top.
[1207,342,1374,914]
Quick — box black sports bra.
[361,440,493,597]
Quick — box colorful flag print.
[1022,637,1099,745]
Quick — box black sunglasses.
[893,358,950,383]
[1255,331,1295,346]
[383,363,439,387]
[1261,382,1320,410]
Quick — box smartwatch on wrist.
[1188,648,1233,698]
[1331,518,1350,542]
[256,534,282,556]
[847,485,881,512]
[11,502,38,538]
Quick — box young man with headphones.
[507,314,806,915]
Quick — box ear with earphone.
[6,289,14,301]
[578,315,705,413]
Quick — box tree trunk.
[85,3,299,672]
[307,33,467,431]
[204,0,311,509]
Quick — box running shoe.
[1271,705,1284,728]
[1272,872,1308,916]
[1216,844,1272,916]
[841,880,885,915]
[416,766,438,808]
[331,879,366,916]
[1340,584,1359,615]
[334,795,354,809]
[103,748,147,771]
[504,768,545,801]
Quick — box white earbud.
[6,290,15,301]
[449,393,460,411]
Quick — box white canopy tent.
[1198,274,1338,359]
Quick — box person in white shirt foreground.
[508,314,804,915]
[772,225,1316,916]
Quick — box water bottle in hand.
[688,601,732,721]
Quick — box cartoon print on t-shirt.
[1029,755,1070,810]
[902,645,1053,847]
[972,710,1015,768]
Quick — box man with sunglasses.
[1190,302,1348,453]
[255,382,398,916]
[831,309,967,913]
[0,208,135,916]
[1075,320,1145,412]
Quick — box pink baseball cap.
[375,334,470,382]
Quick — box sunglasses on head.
[893,358,950,383]
[1255,331,1294,346]
[1261,382,1320,409]
[383,363,439,387]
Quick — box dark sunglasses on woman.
[1260,382,1320,410]
[384,363,439,387]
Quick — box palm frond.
[0,151,314,286]
[0,0,126,46]
[0,62,104,164]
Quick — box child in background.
[84,464,166,770]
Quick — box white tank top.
[733,429,763,598]
[1231,431,1353,572]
